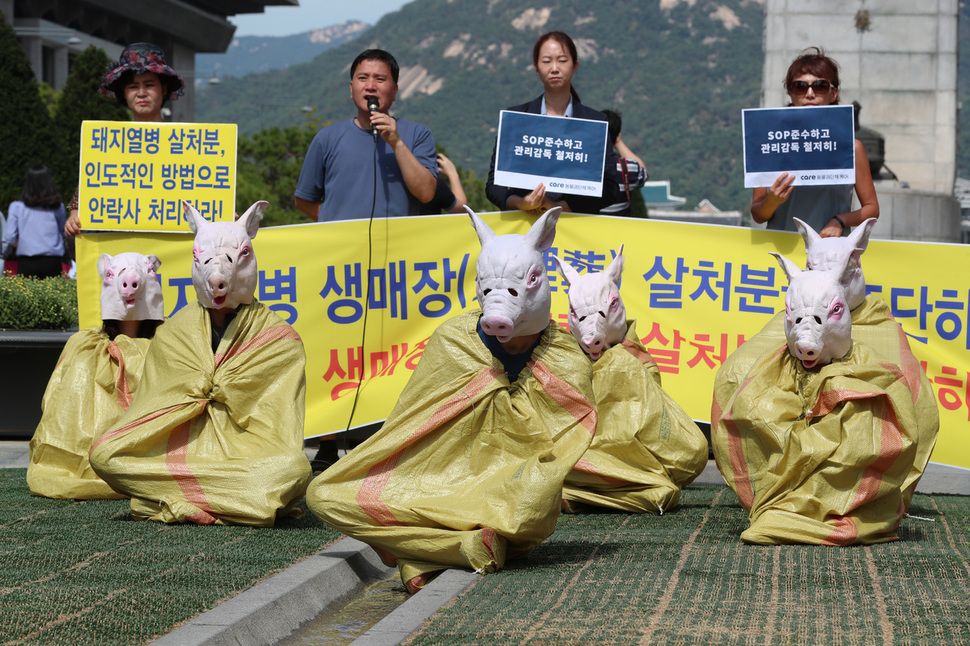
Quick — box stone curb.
[150,536,480,646]
[152,537,394,646]
[350,569,481,646]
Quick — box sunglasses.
[789,80,834,95]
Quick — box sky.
[230,0,414,37]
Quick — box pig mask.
[98,252,164,321]
[554,244,627,360]
[794,216,877,310]
[182,200,266,311]
[467,206,560,343]
[772,251,855,370]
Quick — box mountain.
[194,21,370,84]
[195,0,765,213]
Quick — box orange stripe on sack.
[573,458,631,486]
[90,404,185,451]
[892,323,923,404]
[406,573,434,595]
[165,414,218,525]
[374,545,400,566]
[710,397,722,436]
[214,325,301,368]
[851,394,905,509]
[720,402,754,511]
[717,354,777,512]
[482,527,496,561]
[821,515,858,546]
[107,341,133,410]
[816,385,906,545]
[529,360,597,434]
[622,337,658,370]
[356,367,504,526]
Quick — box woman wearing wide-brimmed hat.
[65,43,185,236]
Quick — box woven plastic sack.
[90,301,311,526]
[712,340,920,545]
[307,311,596,593]
[27,329,150,499]
[562,321,708,514]
[716,294,938,507]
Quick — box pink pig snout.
[581,334,605,356]
[481,313,515,339]
[206,270,231,307]
[790,325,824,368]
[118,270,144,305]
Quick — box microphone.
[366,96,380,141]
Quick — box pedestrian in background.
[4,164,66,279]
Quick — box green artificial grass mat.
[408,486,970,646]
[0,468,340,646]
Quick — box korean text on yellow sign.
[77,121,236,232]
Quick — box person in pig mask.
[714,218,938,511]
[89,201,312,527]
[554,246,709,515]
[712,252,920,545]
[27,252,164,499]
[307,206,596,593]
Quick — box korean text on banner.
[78,121,237,232]
[494,111,608,197]
[742,105,855,189]
[75,215,968,471]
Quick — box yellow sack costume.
[307,311,596,593]
[712,340,920,545]
[90,300,312,526]
[716,294,938,507]
[27,329,149,499]
[563,321,708,514]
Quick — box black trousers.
[16,255,63,279]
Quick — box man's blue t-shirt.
[295,118,437,222]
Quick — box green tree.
[51,46,130,200]
[0,13,62,210]
[235,124,320,227]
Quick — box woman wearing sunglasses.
[750,47,879,236]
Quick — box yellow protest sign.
[77,121,236,232]
[76,213,969,470]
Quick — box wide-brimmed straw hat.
[99,42,185,101]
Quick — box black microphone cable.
[342,106,381,438]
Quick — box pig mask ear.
[793,217,821,266]
[553,255,581,287]
[181,200,207,234]
[770,252,802,284]
[465,205,496,247]
[525,207,561,253]
[97,253,114,281]
[847,217,877,252]
[606,244,625,286]
[237,201,268,240]
[846,217,877,271]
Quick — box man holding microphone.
[295,49,437,222]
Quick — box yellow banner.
[76,213,969,470]
[77,121,237,232]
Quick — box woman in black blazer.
[485,31,621,216]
